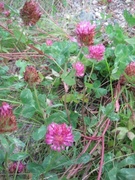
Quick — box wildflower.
[69,36,77,43]
[9,161,25,173]
[3,10,10,17]
[73,61,85,77]
[0,2,4,13]
[24,66,41,86]
[45,123,74,151]
[46,39,53,46]
[88,44,105,61]
[0,102,17,133]
[76,22,96,46]
[20,0,41,26]
[120,62,135,84]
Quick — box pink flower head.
[9,161,25,173]
[76,22,96,46]
[45,123,74,152]
[46,39,53,46]
[3,10,10,17]
[89,44,105,61]
[0,2,4,13]
[0,102,17,133]
[0,102,12,117]
[73,61,85,77]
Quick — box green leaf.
[108,112,120,121]
[45,173,58,180]
[76,153,91,164]
[7,136,25,148]
[0,135,9,150]
[12,82,25,89]
[0,150,5,165]
[0,66,9,75]
[118,155,135,168]
[20,88,35,105]
[13,29,27,44]
[73,131,81,142]
[38,94,46,107]
[101,103,119,121]
[21,104,36,118]
[61,70,76,86]
[108,167,118,180]
[70,111,79,128]
[32,125,46,141]
[42,152,59,171]
[132,138,135,151]
[115,44,130,57]
[94,87,107,98]
[117,168,135,180]
[112,127,128,140]
[125,37,135,45]
[9,152,29,161]
[27,162,44,176]
[15,60,30,76]
[46,111,67,124]
[101,102,114,116]
[123,10,135,26]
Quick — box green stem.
[76,47,83,60]
[0,99,21,105]
[105,58,113,100]
[89,62,95,80]
[4,152,9,180]
[33,87,46,122]
[64,92,70,124]
[16,26,25,45]
[44,152,58,174]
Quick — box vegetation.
[0,0,135,180]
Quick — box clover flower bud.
[120,62,135,84]
[3,10,10,17]
[46,39,53,46]
[45,123,74,152]
[76,22,96,46]
[24,66,41,86]
[20,0,41,26]
[88,44,105,61]
[9,161,25,173]
[0,102,17,133]
[73,61,85,77]
[0,2,4,13]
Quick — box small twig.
[97,119,110,180]
[0,23,14,35]
[97,136,104,180]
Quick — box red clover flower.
[9,161,25,173]
[20,0,41,26]
[3,10,10,17]
[120,61,135,84]
[88,44,105,61]
[0,102,17,133]
[0,2,4,13]
[45,123,74,152]
[76,22,96,46]
[46,39,53,46]
[24,66,41,86]
[73,61,85,77]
